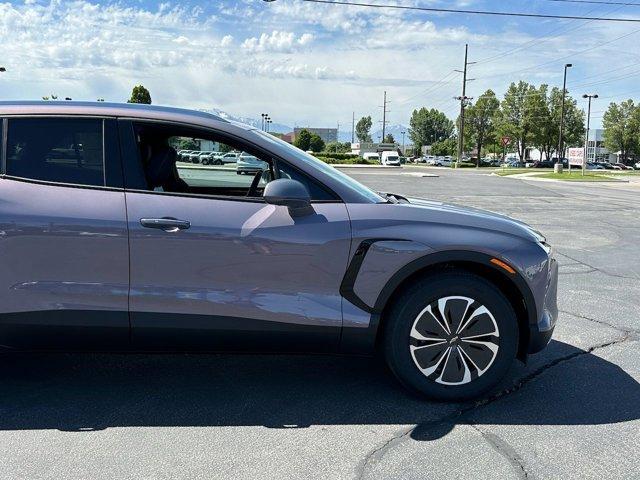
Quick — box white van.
[381,151,401,166]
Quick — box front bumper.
[528,255,559,354]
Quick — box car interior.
[133,123,275,198]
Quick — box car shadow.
[0,340,637,438]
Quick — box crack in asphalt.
[356,333,632,480]
[556,251,640,282]
[470,425,533,480]
[559,309,640,336]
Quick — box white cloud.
[0,0,637,129]
[241,30,315,53]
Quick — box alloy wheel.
[409,296,500,385]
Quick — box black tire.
[383,272,518,401]
[214,159,222,165]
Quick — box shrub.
[316,152,359,161]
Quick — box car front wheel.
[383,272,518,401]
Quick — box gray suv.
[0,102,557,400]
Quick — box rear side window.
[6,118,105,187]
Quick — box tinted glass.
[6,118,104,187]
[276,161,336,201]
[255,130,384,203]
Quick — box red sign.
[501,136,511,147]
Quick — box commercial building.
[586,129,616,163]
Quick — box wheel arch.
[371,251,536,361]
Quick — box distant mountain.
[199,108,409,145]
[199,108,292,134]
[372,124,410,144]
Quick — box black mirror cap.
[264,178,314,217]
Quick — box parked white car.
[424,155,437,165]
[363,152,380,162]
[381,151,401,166]
[440,156,453,167]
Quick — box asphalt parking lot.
[1,167,638,480]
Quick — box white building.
[586,129,616,163]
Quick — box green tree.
[602,100,640,162]
[355,116,373,143]
[431,137,458,156]
[531,86,585,160]
[409,107,455,154]
[383,133,395,143]
[128,85,152,104]
[294,129,312,151]
[464,89,500,163]
[325,141,351,153]
[495,81,537,162]
[309,133,325,152]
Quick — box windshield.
[255,130,385,203]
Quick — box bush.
[316,152,359,161]
[315,156,375,165]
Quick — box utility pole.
[401,131,406,155]
[455,44,475,168]
[380,91,390,142]
[351,111,355,144]
[558,63,573,170]
[582,93,598,177]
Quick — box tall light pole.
[582,93,598,176]
[558,63,573,168]
[261,113,268,131]
[401,130,406,155]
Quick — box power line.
[538,0,640,5]
[298,0,640,22]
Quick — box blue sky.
[1,0,639,129]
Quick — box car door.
[119,120,352,352]
[0,116,130,349]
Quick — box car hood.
[401,196,543,243]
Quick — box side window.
[276,161,336,201]
[131,123,274,198]
[6,118,105,187]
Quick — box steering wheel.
[246,170,263,197]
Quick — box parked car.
[380,151,401,166]
[614,162,634,170]
[424,155,437,165]
[0,101,558,401]
[586,162,604,170]
[363,152,380,163]
[439,156,453,167]
[236,153,268,175]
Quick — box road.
[0,167,638,479]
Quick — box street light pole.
[582,93,598,176]
[558,63,573,171]
[401,130,406,155]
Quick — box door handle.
[140,217,191,232]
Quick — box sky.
[1,0,640,130]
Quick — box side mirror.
[264,179,314,217]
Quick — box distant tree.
[529,85,584,160]
[294,129,312,151]
[219,143,234,153]
[309,133,325,152]
[409,107,455,153]
[431,137,458,156]
[464,89,500,163]
[495,81,537,162]
[383,133,395,143]
[174,138,199,151]
[325,141,351,153]
[355,116,373,143]
[603,99,640,162]
[128,85,152,104]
